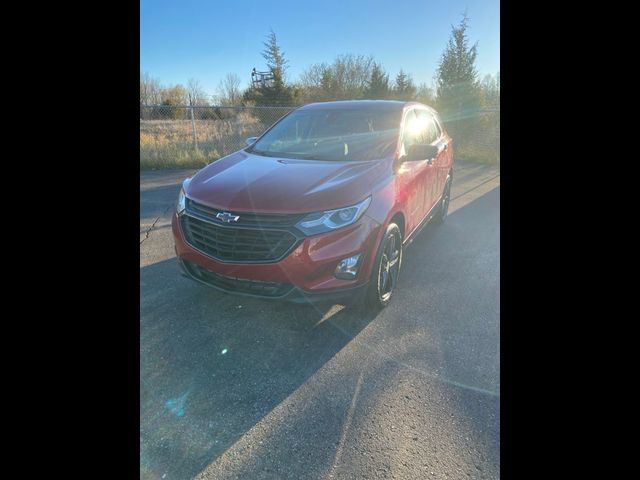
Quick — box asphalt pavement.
[140,160,500,480]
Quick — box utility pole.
[188,93,198,151]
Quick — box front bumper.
[178,257,369,304]
[172,211,382,301]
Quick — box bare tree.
[298,63,331,102]
[187,78,209,106]
[217,73,242,106]
[335,54,375,98]
[300,62,329,89]
[480,73,500,107]
[140,71,162,105]
[299,54,374,100]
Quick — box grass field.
[140,112,264,169]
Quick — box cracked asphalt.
[140,161,500,479]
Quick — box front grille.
[182,200,301,262]
[187,199,303,228]
[183,260,293,297]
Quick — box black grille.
[183,260,293,297]
[186,199,303,228]
[182,211,300,263]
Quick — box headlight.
[176,188,186,215]
[176,177,191,215]
[295,197,371,236]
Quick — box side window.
[401,109,442,156]
[432,113,443,139]
[416,110,438,144]
[400,110,420,156]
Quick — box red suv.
[172,100,453,309]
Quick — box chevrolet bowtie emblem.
[216,212,240,223]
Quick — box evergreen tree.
[435,13,481,123]
[393,69,417,100]
[262,29,288,84]
[320,68,333,95]
[244,30,295,106]
[364,63,389,99]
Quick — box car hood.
[185,150,393,214]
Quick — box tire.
[433,173,452,225]
[363,223,403,311]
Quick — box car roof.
[296,99,436,114]
[298,100,407,111]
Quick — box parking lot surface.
[140,161,500,479]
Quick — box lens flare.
[406,115,428,136]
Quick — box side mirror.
[245,136,258,147]
[405,144,438,161]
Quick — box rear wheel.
[434,174,452,225]
[363,223,403,311]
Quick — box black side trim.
[403,193,443,246]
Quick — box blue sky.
[140,0,499,95]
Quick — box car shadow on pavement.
[140,260,380,479]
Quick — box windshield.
[248,106,402,161]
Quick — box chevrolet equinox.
[172,100,454,310]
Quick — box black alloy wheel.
[364,223,403,310]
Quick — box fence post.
[189,95,198,152]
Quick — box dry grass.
[455,145,500,165]
[140,112,264,169]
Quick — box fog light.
[334,254,362,280]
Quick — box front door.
[430,112,453,204]
[396,109,436,234]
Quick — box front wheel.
[363,223,403,311]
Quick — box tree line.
[141,14,499,127]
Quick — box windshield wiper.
[250,149,349,161]
[250,149,281,158]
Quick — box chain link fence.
[140,105,499,169]
[140,106,295,169]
